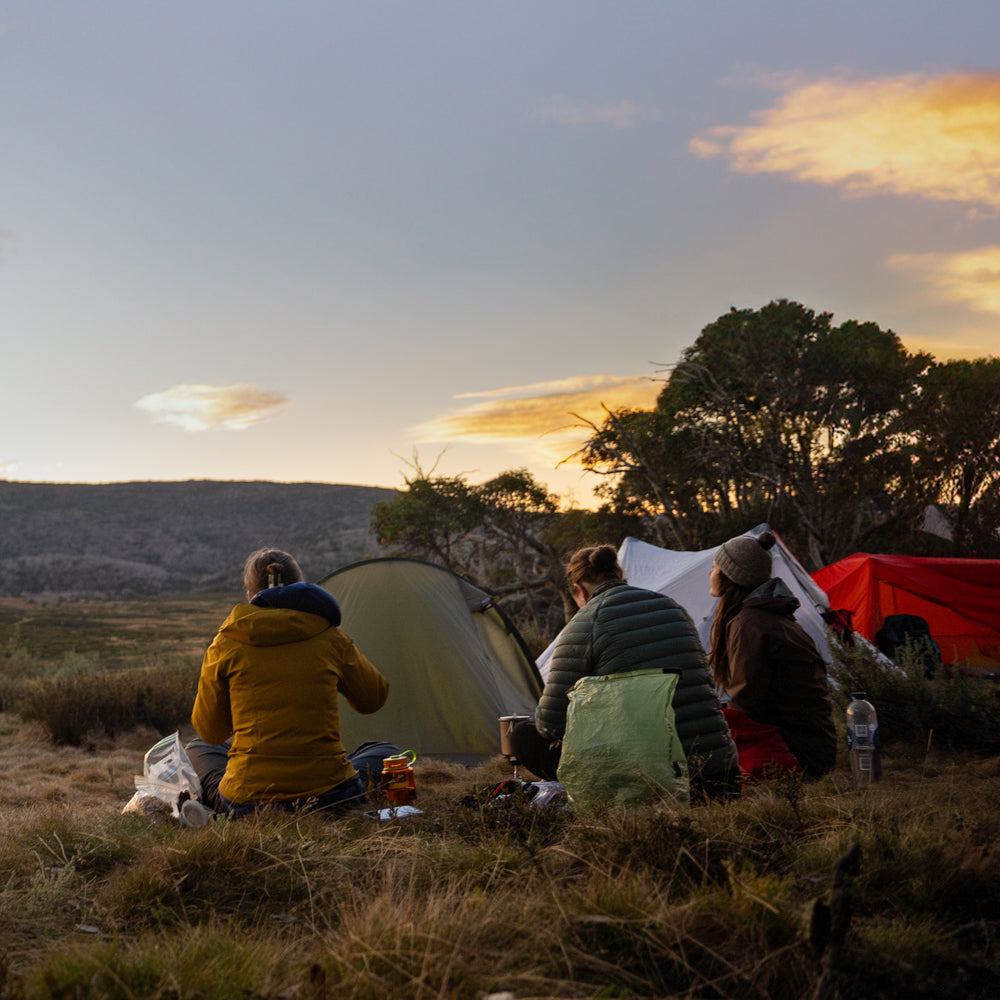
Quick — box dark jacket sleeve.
[724,614,772,718]
[536,605,596,740]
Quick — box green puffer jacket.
[537,582,737,787]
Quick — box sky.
[2,1,998,507]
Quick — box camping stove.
[498,714,531,780]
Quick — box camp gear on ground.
[382,750,418,806]
[874,614,942,678]
[122,731,203,819]
[499,715,532,757]
[348,740,402,785]
[846,693,882,787]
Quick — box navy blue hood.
[250,581,342,627]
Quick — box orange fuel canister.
[381,750,417,807]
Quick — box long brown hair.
[708,571,754,692]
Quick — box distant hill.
[0,480,398,601]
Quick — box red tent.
[813,554,1000,668]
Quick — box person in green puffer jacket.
[509,545,740,800]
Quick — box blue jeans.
[218,775,365,818]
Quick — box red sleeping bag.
[722,707,802,782]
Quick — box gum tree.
[372,466,575,632]
[578,300,936,568]
[912,357,1000,556]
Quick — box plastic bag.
[557,669,689,812]
[122,732,203,818]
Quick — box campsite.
[1,483,998,999]
[2,534,1000,998]
[7,2,1000,994]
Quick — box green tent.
[317,558,543,761]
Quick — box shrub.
[828,635,1000,753]
[16,659,199,745]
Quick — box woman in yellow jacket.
[186,548,389,818]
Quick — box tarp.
[318,558,543,760]
[538,525,833,678]
[812,554,1000,667]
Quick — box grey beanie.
[715,530,776,588]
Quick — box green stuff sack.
[557,669,689,811]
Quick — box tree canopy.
[372,464,577,639]
[578,300,999,567]
[372,301,1000,649]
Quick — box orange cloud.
[691,73,1000,208]
[413,375,662,463]
[134,384,289,431]
[887,245,1000,315]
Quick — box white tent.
[318,558,543,761]
[538,525,833,679]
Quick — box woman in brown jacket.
[709,531,836,779]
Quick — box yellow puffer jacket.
[192,603,389,804]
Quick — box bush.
[828,635,1000,754]
[16,659,199,745]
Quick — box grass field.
[0,594,230,664]
[1,596,998,999]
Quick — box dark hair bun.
[757,531,776,551]
[590,545,619,573]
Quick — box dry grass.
[0,712,998,1000]
[2,598,999,998]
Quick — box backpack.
[347,741,402,787]
[874,614,941,679]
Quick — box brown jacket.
[724,579,836,777]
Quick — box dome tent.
[318,558,543,761]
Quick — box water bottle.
[381,750,417,807]
[846,693,881,787]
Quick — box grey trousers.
[183,737,230,812]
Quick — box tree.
[371,470,483,573]
[372,465,576,637]
[911,358,1000,556]
[572,404,708,549]
[577,301,937,568]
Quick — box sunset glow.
[691,73,1000,209]
[2,4,997,496]
[887,245,1000,316]
[414,376,662,463]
